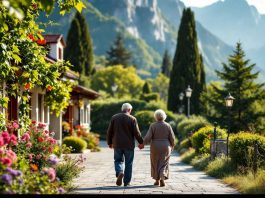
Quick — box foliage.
[191,126,227,154]
[134,111,155,136]
[106,33,132,68]
[224,169,265,194]
[180,148,196,164]
[229,132,265,168]
[177,138,192,152]
[206,155,236,178]
[81,132,101,152]
[142,82,151,94]
[91,65,144,98]
[168,8,206,114]
[203,42,265,133]
[148,73,170,102]
[55,154,85,191]
[191,153,211,171]
[14,121,57,169]
[177,115,209,139]
[140,93,160,102]
[64,11,94,77]
[161,49,172,78]
[62,136,87,153]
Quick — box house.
[0,34,100,144]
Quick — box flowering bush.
[14,121,57,169]
[0,120,84,194]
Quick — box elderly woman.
[143,109,176,187]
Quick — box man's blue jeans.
[114,148,134,184]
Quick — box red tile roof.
[43,34,66,47]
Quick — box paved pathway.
[72,141,238,194]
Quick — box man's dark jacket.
[107,112,143,149]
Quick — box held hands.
[108,144,113,149]
[138,144,144,150]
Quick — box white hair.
[121,103,133,111]
[154,109,167,121]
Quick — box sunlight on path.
[72,141,238,194]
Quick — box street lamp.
[179,92,184,113]
[225,92,235,157]
[185,85,192,118]
[111,83,118,97]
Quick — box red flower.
[36,39,46,45]
[9,134,17,146]
[46,85,53,91]
[24,83,31,90]
[1,157,12,167]
[0,137,4,147]
[38,137,44,142]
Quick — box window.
[58,47,62,60]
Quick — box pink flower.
[9,134,17,146]
[1,131,10,144]
[37,137,44,142]
[26,142,32,148]
[12,122,19,129]
[36,154,42,160]
[0,149,4,154]
[6,150,17,162]
[43,167,56,182]
[28,154,33,161]
[37,122,46,129]
[1,157,12,166]
[21,133,30,142]
[0,137,4,147]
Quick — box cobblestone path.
[72,141,238,194]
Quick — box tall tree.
[167,8,206,114]
[64,17,84,74]
[64,12,94,76]
[161,49,172,77]
[142,82,151,94]
[205,42,265,133]
[75,12,94,76]
[106,33,132,67]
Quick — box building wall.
[48,41,64,61]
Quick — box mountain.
[38,0,260,82]
[191,0,265,50]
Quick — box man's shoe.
[116,172,124,186]
[124,183,131,187]
[160,180,165,187]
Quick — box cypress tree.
[167,8,206,114]
[75,12,94,76]
[161,49,172,77]
[142,82,151,94]
[64,17,84,74]
[106,33,132,67]
[206,42,265,132]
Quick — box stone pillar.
[210,139,227,159]
[49,113,62,145]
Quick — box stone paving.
[72,141,239,194]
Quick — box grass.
[180,148,196,164]
[191,153,211,171]
[224,169,265,194]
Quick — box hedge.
[191,126,227,154]
[62,136,87,153]
[229,132,265,168]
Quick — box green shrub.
[191,153,211,171]
[177,115,209,139]
[206,155,236,178]
[177,138,192,152]
[82,132,101,152]
[181,148,196,164]
[55,155,85,191]
[140,93,160,102]
[134,110,155,136]
[229,132,265,168]
[191,126,227,154]
[62,136,87,153]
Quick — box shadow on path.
[76,184,156,191]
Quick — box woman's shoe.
[160,180,165,187]
[154,180,159,186]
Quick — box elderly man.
[107,103,144,187]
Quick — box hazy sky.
[181,0,265,14]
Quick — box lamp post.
[111,83,118,97]
[185,85,192,118]
[225,92,235,157]
[179,92,184,114]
